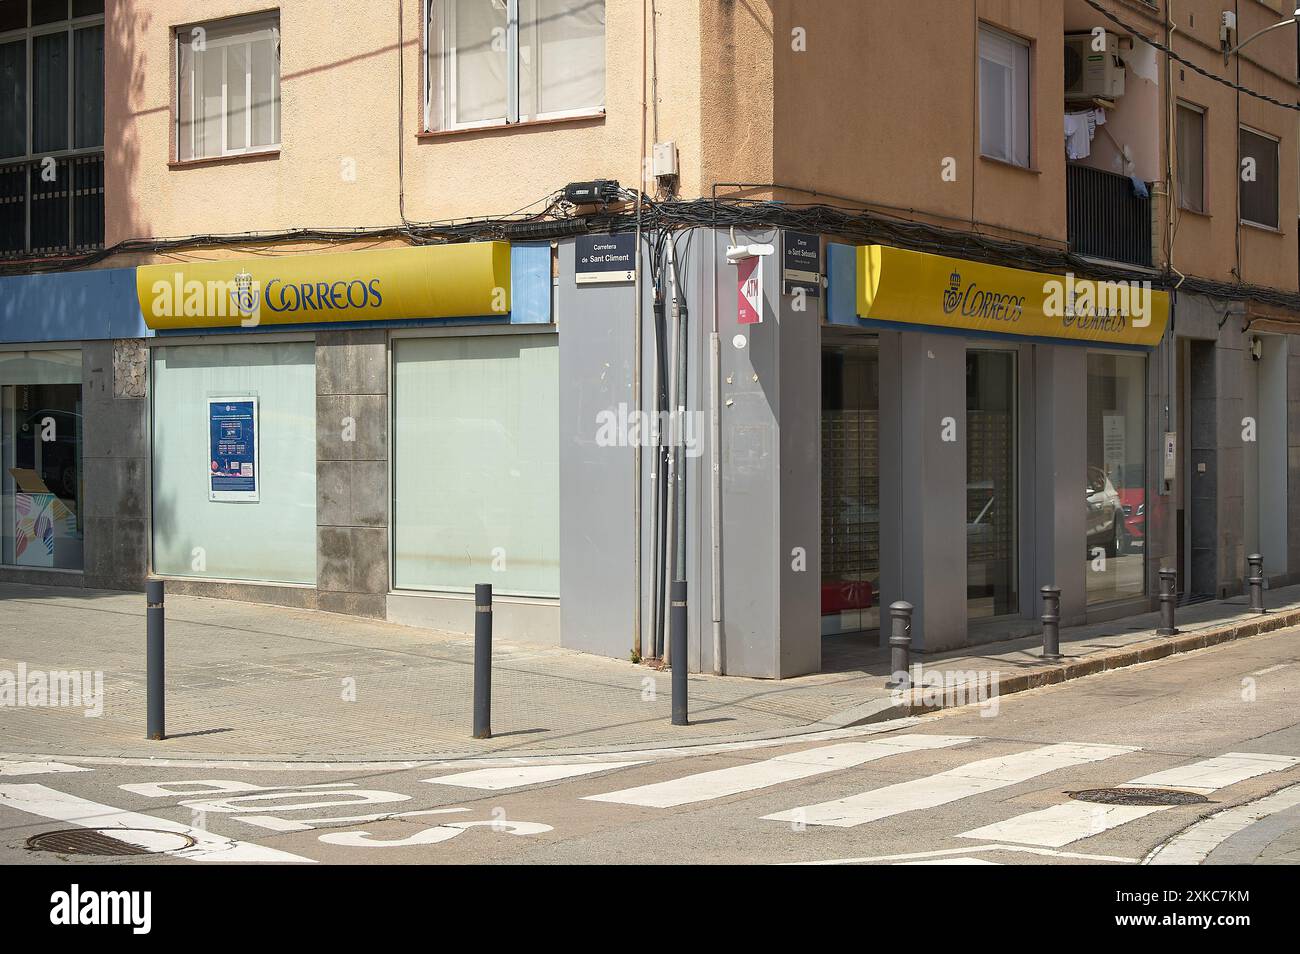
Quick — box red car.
[821,579,874,614]
[1116,488,1144,550]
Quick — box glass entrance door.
[966,348,1017,619]
[821,341,880,636]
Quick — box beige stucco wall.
[102,0,1299,295]
[105,0,701,253]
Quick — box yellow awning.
[137,242,511,330]
[857,245,1168,348]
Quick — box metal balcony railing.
[1066,163,1152,268]
[0,151,105,261]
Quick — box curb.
[890,606,1300,715]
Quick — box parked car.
[1116,488,1145,551]
[1086,466,1125,557]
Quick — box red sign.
[737,256,763,325]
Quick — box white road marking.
[897,857,1001,865]
[424,761,647,791]
[959,802,1166,848]
[959,751,1300,847]
[0,716,925,773]
[585,735,975,808]
[0,760,91,777]
[1144,782,1300,865]
[789,844,1141,865]
[1250,664,1290,676]
[0,783,313,863]
[763,743,1136,828]
[1128,752,1300,794]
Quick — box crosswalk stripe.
[763,742,1136,828]
[583,734,975,808]
[0,783,312,863]
[0,760,90,777]
[423,761,648,791]
[1127,752,1300,794]
[959,751,1300,848]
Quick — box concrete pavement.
[2,580,1300,761]
[1,625,1297,865]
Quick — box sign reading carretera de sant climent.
[208,397,259,503]
[855,245,1169,348]
[136,242,512,330]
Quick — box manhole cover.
[1068,787,1209,806]
[26,828,196,856]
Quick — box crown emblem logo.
[942,271,963,315]
[230,269,260,317]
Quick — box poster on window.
[208,397,260,502]
[1103,414,1125,484]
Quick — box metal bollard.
[888,601,913,689]
[1157,567,1178,636]
[473,583,492,739]
[146,579,165,741]
[1040,584,1062,660]
[1247,553,1265,614]
[670,580,688,726]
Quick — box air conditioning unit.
[1065,32,1125,100]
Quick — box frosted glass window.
[393,334,559,597]
[151,342,315,584]
[0,350,83,569]
[979,24,1030,168]
[519,0,606,121]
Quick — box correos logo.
[263,277,384,313]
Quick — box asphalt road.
[3,625,1298,866]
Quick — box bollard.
[888,601,913,689]
[473,583,492,739]
[1040,584,1062,660]
[1157,567,1178,636]
[670,580,688,726]
[1247,553,1265,614]
[146,579,165,740]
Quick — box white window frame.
[0,1,105,163]
[174,13,280,162]
[425,0,605,132]
[1175,100,1206,214]
[1238,124,1280,230]
[978,22,1032,169]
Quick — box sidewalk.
[1,580,1298,762]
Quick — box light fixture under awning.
[857,244,1169,348]
[136,241,512,330]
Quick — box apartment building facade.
[1,0,1298,678]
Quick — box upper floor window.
[0,0,104,161]
[175,12,280,161]
[426,0,606,131]
[978,23,1031,168]
[1176,102,1205,214]
[1239,126,1279,230]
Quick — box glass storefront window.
[0,350,83,569]
[151,342,317,584]
[967,348,1018,619]
[1085,352,1146,603]
[392,333,559,597]
[821,342,880,636]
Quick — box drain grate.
[26,828,196,856]
[1068,787,1209,807]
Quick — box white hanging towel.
[1064,112,1091,160]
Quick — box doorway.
[966,348,1018,619]
[820,340,880,637]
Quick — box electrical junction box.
[653,141,678,179]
